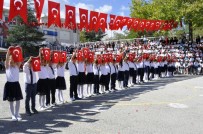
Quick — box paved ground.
[0,71,203,134]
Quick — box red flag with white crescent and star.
[60,51,67,63]
[89,11,99,31]
[9,46,23,62]
[96,12,107,32]
[79,8,88,30]
[52,51,60,63]
[34,0,44,23]
[48,1,61,28]
[42,48,51,61]
[9,0,27,23]
[65,5,76,29]
[108,14,116,30]
[32,57,41,72]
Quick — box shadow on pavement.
[0,75,201,133]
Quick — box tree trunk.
[188,20,193,43]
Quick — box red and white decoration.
[31,57,41,72]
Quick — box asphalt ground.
[0,72,203,134]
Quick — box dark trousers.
[146,66,150,80]
[94,75,100,93]
[140,68,144,82]
[25,83,37,112]
[133,70,137,84]
[70,76,78,98]
[105,73,110,91]
[123,71,129,87]
[46,79,56,105]
[158,66,161,77]
[111,73,117,90]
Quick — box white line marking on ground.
[168,103,188,109]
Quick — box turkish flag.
[113,16,123,30]
[109,14,116,30]
[48,1,61,28]
[128,53,135,62]
[65,5,76,29]
[42,48,51,61]
[89,11,99,31]
[120,17,129,30]
[9,0,27,23]
[144,20,152,31]
[108,53,113,62]
[148,20,156,31]
[137,19,146,31]
[32,57,41,72]
[126,18,134,30]
[154,20,163,31]
[88,52,94,63]
[52,51,60,63]
[102,54,108,63]
[79,8,88,30]
[9,46,23,62]
[77,50,83,61]
[161,20,169,31]
[0,0,3,20]
[131,19,140,31]
[96,13,107,32]
[115,54,122,63]
[97,55,102,64]
[60,51,67,63]
[83,47,90,59]
[34,0,44,22]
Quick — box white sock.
[15,101,20,117]
[9,102,15,117]
[87,84,89,96]
[39,95,42,107]
[60,90,64,102]
[42,95,45,107]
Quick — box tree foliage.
[130,0,203,40]
[80,30,107,42]
[6,1,45,56]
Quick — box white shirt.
[86,64,93,73]
[118,63,125,71]
[109,63,117,74]
[6,66,19,82]
[128,62,134,68]
[23,62,37,84]
[144,61,150,67]
[38,66,49,79]
[47,65,56,79]
[123,61,129,71]
[93,64,100,75]
[68,61,78,76]
[105,64,111,74]
[57,65,65,77]
[153,62,159,68]
[77,62,85,72]
[100,64,108,75]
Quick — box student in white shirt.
[37,54,49,111]
[93,59,100,94]
[123,57,130,88]
[110,59,118,91]
[85,60,94,97]
[46,59,57,107]
[3,46,23,121]
[99,59,108,93]
[56,61,67,104]
[105,61,111,92]
[23,57,38,116]
[68,54,79,101]
[128,60,135,86]
[77,60,85,98]
[117,59,124,89]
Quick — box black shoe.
[32,109,39,114]
[26,111,32,116]
[75,98,82,100]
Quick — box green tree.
[80,29,107,42]
[6,1,45,57]
[130,0,203,42]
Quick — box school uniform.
[144,60,150,81]
[47,65,56,105]
[117,62,124,81]
[56,65,66,90]
[150,62,155,79]
[23,62,37,113]
[93,64,100,94]
[133,62,137,84]
[105,63,111,91]
[128,61,135,77]
[68,61,79,99]
[99,65,108,85]
[164,61,168,76]
[123,61,130,87]
[86,63,94,84]
[110,63,118,90]
[77,62,86,85]
[37,66,49,95]
[3,66,23,101]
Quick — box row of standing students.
[3,47,176,121]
